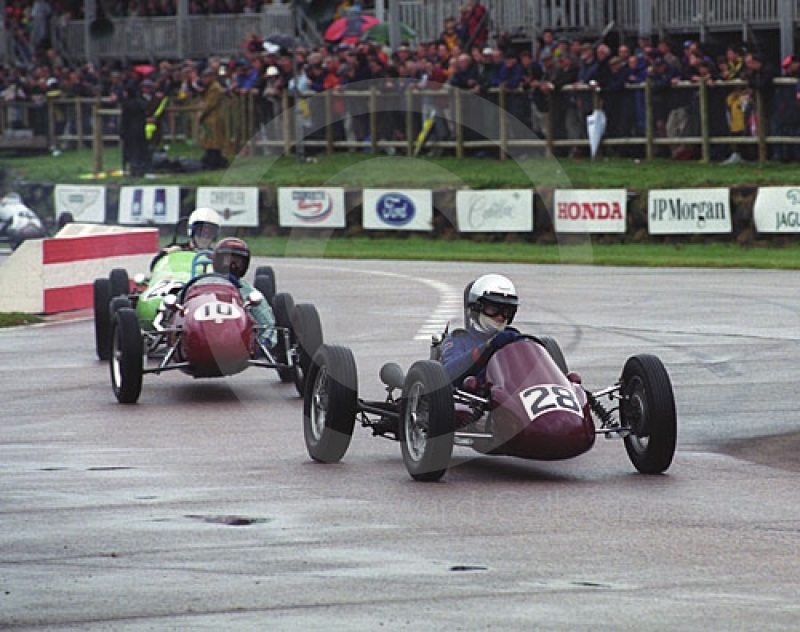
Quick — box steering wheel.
[191,249,214,278]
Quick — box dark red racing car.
[303,323,676,482]
[110,262,323,404]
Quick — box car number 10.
[519,384,582,421]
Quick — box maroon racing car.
[110,271,322,404]
[302,330,676,482]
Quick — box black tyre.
[538,335,569,374]
[272,292,296,383]
[400,360,455,482]
[93,278,112,361]
[109,268,130,297]
[292,303,324,397]
[110,308,144,404]
[254,265,276,289]
[620,354,677,474]
[109,296,132,317]
[253,273,276,307]
[303,344,358,463]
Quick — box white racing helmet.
[187,207,221,249]
[467,273,519,334]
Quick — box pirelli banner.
[753,187,800,233]
[553,189,627,233]
[648,188,731,234]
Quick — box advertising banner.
[455,190,533,232]
[278,187,346,228]
[362,189,432,231]
[196,187,259,227]
[54,185,107,224]
[553,189,627,233]
[753,187,800,233]
[648,188,731,234]
[118,186,181,225]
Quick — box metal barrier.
[4,78,800,168]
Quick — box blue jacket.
[440,326,493,383]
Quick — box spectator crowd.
[3,0,800,166]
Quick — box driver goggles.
[481,302,515,320]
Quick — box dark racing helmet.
[213,237,251,279]
[467,273,519,334]
[187,207,221,250]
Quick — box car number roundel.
[193,301,243,322]
[519,384,582,421]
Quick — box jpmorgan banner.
[753,187,800,233]
[648,188,731,234]
[278,187,346,228]
[456,190,533,232]
[554,189,627,233]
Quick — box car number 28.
[519,384,582,421]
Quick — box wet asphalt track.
[2,259,800,630]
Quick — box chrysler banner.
[456,190,533,232]
[278,187,346,228]
[753,187,800,233]
[554,189,627,233]
[362,189,432,231]
[54,184,107,224]
[648,188,731,234]
[118,186,181,225]
[196,187,259,227]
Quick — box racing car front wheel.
[304,344,358,463]
[620,354,677,474]
[110,308,144,404]
[400,361,455,482]
[254,273,276,307]
[93,278,113,361]
[109,268,130,297]
[272,293,297,384]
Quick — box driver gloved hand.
[490,329,519,350]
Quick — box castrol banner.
[278,187,346,228]
[753,187,800,233]
[648,188,731,234]
[362,189,432,231]
[553,189,627,233]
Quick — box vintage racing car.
[109,262,323,404]
[93,216,278,361]
[303,327,677,482]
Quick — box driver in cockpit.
[149,206,221,270]
[440,273,521,384]
[212,237,277,350]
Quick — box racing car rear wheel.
[254,266,276,295]
[620,354,677,474]
[304,344,358,463]
[109,268,130,297]
[93,278,113,361]
[538,335,569,374]
[400,360,455,482]
[272,292,296,383]
[292,303,324,397]
[110,307,144,404]
[254,273,276,307]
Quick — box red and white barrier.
[0,224,159,314]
